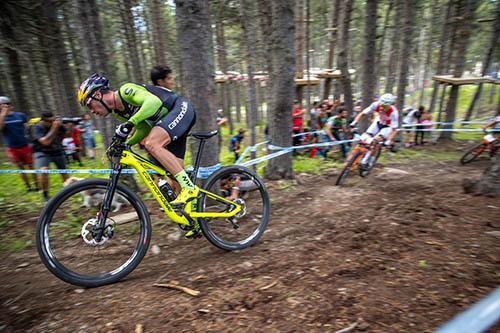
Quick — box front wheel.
[460,143,486,164]
[36,178,152,287]
[198,166,270,251]
[336,150,361,186]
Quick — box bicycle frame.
[98,147,241,231]
[347,144,369,172]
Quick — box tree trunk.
[149,0,167,66]
[240,0,258,161]
[464,1,500,121]
[234,80,242,123]
[323,0,341,100]
[119,0,144,82]
[0,5,30,114]
[374,0,394,95]
[385,0,402,94]
[43,0,80,115]
[264,0,295,180]
[361,0,378,109]
[395,1,417,113]
[257,0,274,118]
[77,0,113,146]
[33,10,64,115]
[295,0,305,103]
[176,0,219,167]
[337,0,354,116]
[215,1,234,134]
[419,0,439,106]
[440,0,477,141]
[61,4,85,83]
[429,0,454,113]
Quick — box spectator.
[325,107,349,159]
[229,128,245,162]
[79,114,96,159]
[62,128,83,166]
[32,112,68,202]
[292,101,305,147]
[0,96,37,192]
[414,106,426,146]
[352,101,362,119]
[309,101,320,130]
[419,108,432,145]
[216,109,227,150]
[402,107,418,147]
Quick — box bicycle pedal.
[184,229,201,239]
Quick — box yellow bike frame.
[119,150,241,227]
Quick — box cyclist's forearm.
[354,113,364,124]
[126,122,150,145]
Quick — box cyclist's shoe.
[171,186,199,209]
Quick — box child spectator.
[292,101,305,146]
[229,128,245,162]
[403,107,418,147]
[62,132,83,166]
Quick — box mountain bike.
[335,131,383,186]
[460,133,498,165]
[36,130,270,287]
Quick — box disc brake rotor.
[232,198,246,219]
[81,218,115,246]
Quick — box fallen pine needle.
[154,283,200,296]
[259,280,278,291]
[334,321,359,333]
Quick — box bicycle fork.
[94,165,122,242]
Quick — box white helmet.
[0,96,11,105]
[379,93,394,105]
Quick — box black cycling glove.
[114,121,134,141]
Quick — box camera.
[60,117,82,124]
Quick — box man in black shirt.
[32,112,68,202]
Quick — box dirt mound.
[1,159,499,332]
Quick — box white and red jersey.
[362,102,399,128]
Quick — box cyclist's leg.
[145,99,197,206]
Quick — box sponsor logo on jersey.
[124,87,134,96]
[168,101,189,130]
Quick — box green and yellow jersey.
[114,83,178,145]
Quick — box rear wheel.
[36,179,151,287]
[336,150,361,186]
[460,143,486,164]
[199,166,270,251]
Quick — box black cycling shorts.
[155,97,196,159]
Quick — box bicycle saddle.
[191,130,218,139]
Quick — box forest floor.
[0,148,499,333]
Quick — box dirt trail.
[0,159,499,333]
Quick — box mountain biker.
[481,115,500,133]
[349,93,399,167]
[77,73,198,210]
[481,114,500,155]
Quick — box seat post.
[191,138,205,182]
